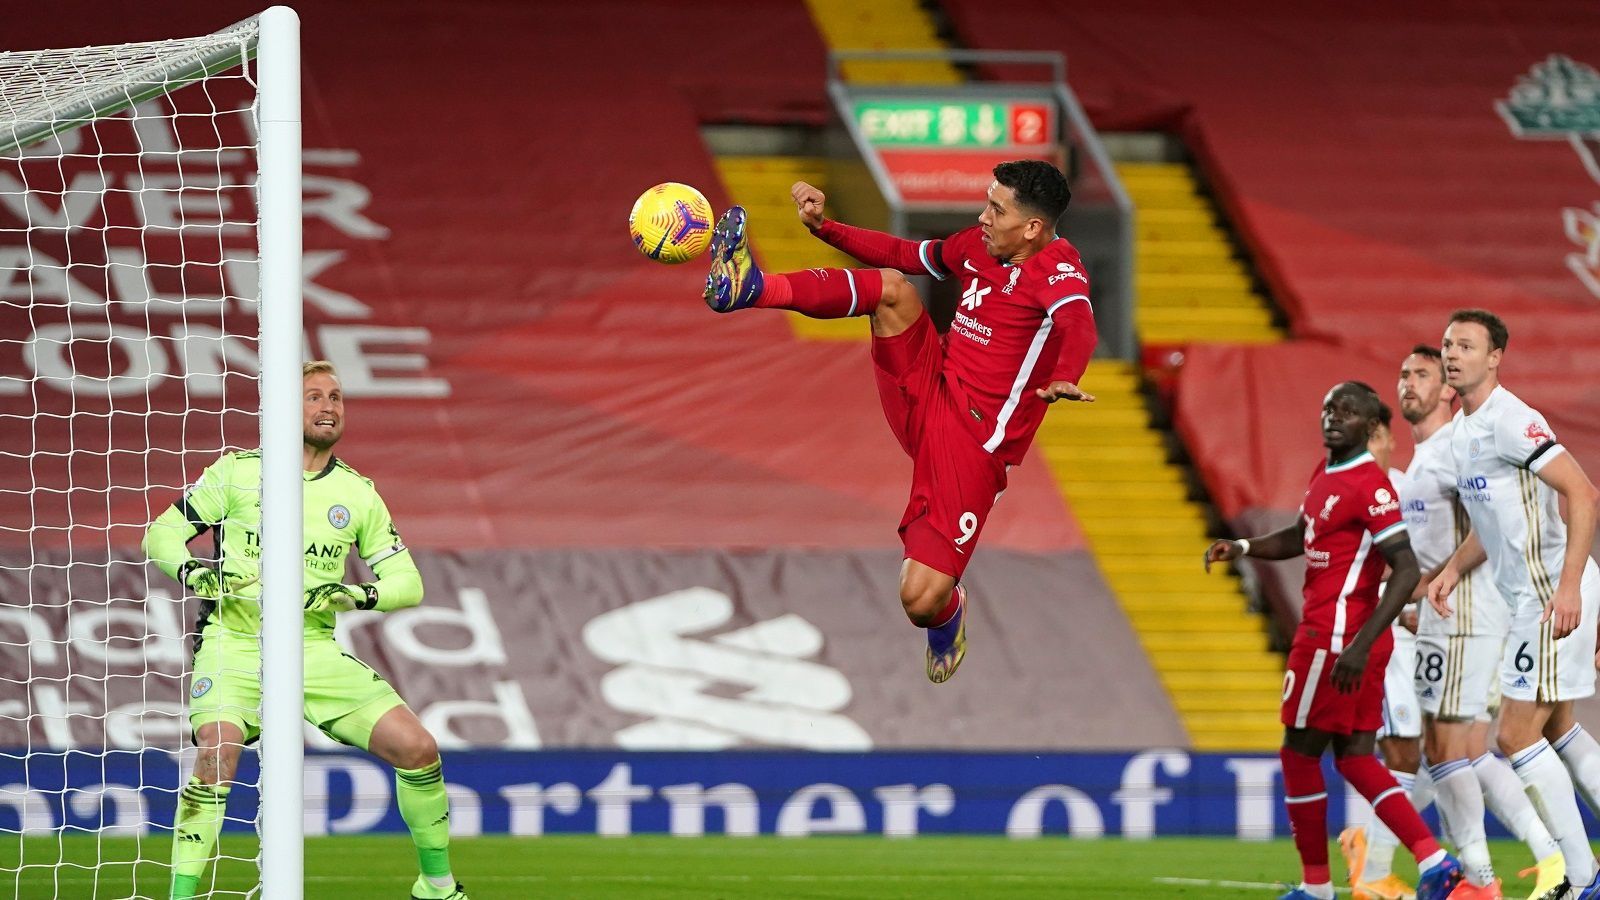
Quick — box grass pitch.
[2,835,1546,898]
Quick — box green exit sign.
[854,100,1054,148]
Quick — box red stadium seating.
[947,0,1600,534]
[0,2,1186,750]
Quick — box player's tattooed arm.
[1333,534,1419,692]
[1202,520,1305,572]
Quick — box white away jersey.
[1450,385,1595,607]
[1392,424,1507,637]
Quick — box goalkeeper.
[143,361,467,900]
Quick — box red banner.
[877,149,1059,205]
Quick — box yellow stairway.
[1035,359,1285,750]
[712,155,866,341]
[1118,161,1282,345]
[804,0,961,84]
[715,11,1289,746]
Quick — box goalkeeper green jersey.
[149,450,414,637]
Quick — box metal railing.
[824,49,1136,359]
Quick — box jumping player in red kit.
[1205,383,1461,900]
[702,160,1097,684]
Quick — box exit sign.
[854,100,1054,148]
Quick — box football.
[627,182,715,264]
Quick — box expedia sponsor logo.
[1369,488,1399,515]
[1048,261,1087,286]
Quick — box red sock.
[1335,754,1441,863]
[757,268,882,318]
[1280,747,1331,885]
[928,584,963,628]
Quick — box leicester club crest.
[328,505,351,529]
[191,677,213,699]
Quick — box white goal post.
[0,6,301,899]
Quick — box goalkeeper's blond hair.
[303,360,338,379]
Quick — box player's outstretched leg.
[703,206,889,318]
[1335,752,1461,900]
[704,206,764,311]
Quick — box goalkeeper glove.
[178,560,257,599]
[303,582,379,614]
[178,559,222,599]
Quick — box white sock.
[1475,751,1561,862]
[1411,764,1436,810]
[1554,724,1600,816]
[1298,882,1335,900]
[1511,738,1596,885]
[1419,848,1448,872]
[1431,759,1494,886]
[426,874,455,889]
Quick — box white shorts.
[1414,632,1503,720]
[1380,624,1422,739]
[1500,565,1600,704]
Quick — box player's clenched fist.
[792,181,826,230]
[1203,539,1245,573]
[303,582,378,613]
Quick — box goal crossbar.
[0,15,261,156]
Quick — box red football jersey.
[923,226,1096,465]
[1298,451,1408,653]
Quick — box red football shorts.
[871,311,1008,579]
[1280,630,1393,734]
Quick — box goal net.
[0,9,301,898]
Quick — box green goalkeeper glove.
[177,560,258,599]
[303,582,379,614]
[178,559,220,598]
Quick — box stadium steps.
[1039,358,1284,751]
[803,0,962,85]
[712,155,869,341]
[1118,161,1284,345]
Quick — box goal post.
[256,7,304,900]
[0,6,302,898]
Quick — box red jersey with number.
[1298,451,1408,653]
[917,226,1096,465]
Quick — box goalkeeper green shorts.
[187,628,405,752]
